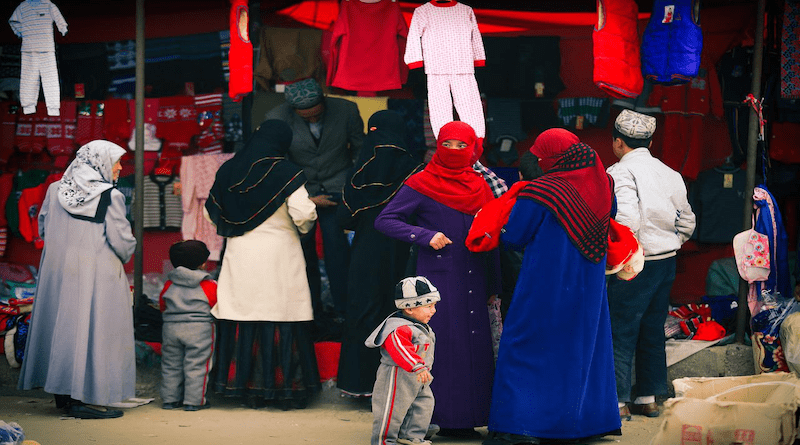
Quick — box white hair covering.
[57,140,127,218]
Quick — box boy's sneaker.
[424,424,440,440]
[183,401,211,411]
[397,439,432,445]
[162,401,182,410]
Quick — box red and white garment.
[46,100,76,157]
[404,1,486,138]
[194,93,224,155]
[180,152,233,261]
[15,102,48,153]
[157,96,200,174]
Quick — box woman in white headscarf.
[18,140,137,419]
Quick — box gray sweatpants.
[371,365,434,445]
[160,321,215,406]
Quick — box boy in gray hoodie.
[366,276,439,445]
[159,240,217,411]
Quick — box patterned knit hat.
[169,240,210,270]
[614,109,656,139]
[284,78,323,110]
[395,276,441,309]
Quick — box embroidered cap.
[614,109,656,139]
[284,78,323,110]
[395,276,441,309]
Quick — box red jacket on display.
[228,0,252,102]
[592,0,643,99]
[327,0,409,92]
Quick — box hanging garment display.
[477,36,564,100]
[328,0,408,92]
[58,43,111,101]
[194,92,224,155]
[592,0,643,98]
[405,0,486,138]
[688,166,745,244]
[781,0,800,99]
[180,152,234,262]
[556,97,610,129]
[647,64,723,180]
[228,0,252,101]
[641,0,702,85]
[106,40,136,98]
[8,0,67,116]
[254,27,325,88]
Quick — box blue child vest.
[641,0,703,85]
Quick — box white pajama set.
[8,0,67,116]
[405,1,486,139]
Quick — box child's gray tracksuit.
[366,312,436,445]
[159,266,216,407]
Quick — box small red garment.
[466,180,528,252]
[693,320,726,341]
[103,98,131,147]
[156,96,199,150]
[47,100,77,157]
[606,219,638,272]
[229,0,253,102]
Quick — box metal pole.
[133,0,145,302]
[735,0,765,344]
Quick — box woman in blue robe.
[485,129,621,444]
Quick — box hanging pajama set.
[405,1,486,138]
[8,0,67,116]
[366,313,436,445]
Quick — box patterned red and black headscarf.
[518,128,613,263]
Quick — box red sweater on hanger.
[327,0,409,92]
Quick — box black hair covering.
[205,119,306,237]
[341,110,422,218]
[169,240,210,270]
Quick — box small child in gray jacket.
[159,240,217,411]
[366,276,439,445]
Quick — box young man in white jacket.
[606,109,696,421]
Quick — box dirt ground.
[0,380,662,445]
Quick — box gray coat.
[18,182,137,406]
[265,97,364,195]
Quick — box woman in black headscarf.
[206,119,320,409]
[335,110,422,398]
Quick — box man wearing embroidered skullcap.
[265,77,364,332]
[606,109,695,421]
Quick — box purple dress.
[375,185,498,429]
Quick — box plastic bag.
[0,421,24,445]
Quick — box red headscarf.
[517,128,613,263]
[404,121,493,215]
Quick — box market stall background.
[0,0,793,309]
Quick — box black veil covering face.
[342,110,422,217]
[206,119,306,237]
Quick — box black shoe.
[437,428,482,439]
[68,404,124,419]
[162,401,182,410]
[184,401,211,411]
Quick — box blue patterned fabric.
[753,185,791,300]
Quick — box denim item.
[608,256,675,402]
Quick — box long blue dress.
[375,185,498,429]
[488,199,621,440]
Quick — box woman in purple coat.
[375,121,499,438]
